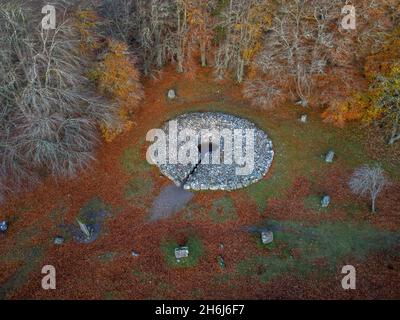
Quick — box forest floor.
[0,68,399,299]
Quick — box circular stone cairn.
[155,112,274,191]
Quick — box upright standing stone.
[0,221,8,233]
[295,99,308,108]
[54,236,64,245]
[131,251,140,257]
[76,218,92,239]
[321,195,331,208]
[261,231,274,245]
[300,114,308,123]
[175,246,189,261]
[218,256,225,269]
[167,89,176,100]
[325,150,335,163]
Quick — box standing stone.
[295,98,308,108]
[300,114,308,123]
[175,246,189,261]
[261,231,274,245]
[325,150,335,163]
[76,218,91,239]
[218,256,225,269]
[54,236,64,245]
[321,195,331,208]
[0,221,8,233]
[131,251,140,257]
[167,89,176,100]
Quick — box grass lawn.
[161,235,204,268]
[238,220,399,282]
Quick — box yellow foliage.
[74,10,100,55]
[241,4,273,63]
[365,27,400,80]
[91,40,144,142]
[322,93,370,127]
[325,27,400,128]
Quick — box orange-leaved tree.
[90,40,144,142]
[322,27,400,144]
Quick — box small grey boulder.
[261,231,274,245]
[167,89,176,100]
[54,236,64,245]
[325,150,335,163]
[300,114,308,123]
[175,246,189,260]
[321,195,331,208]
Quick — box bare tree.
[214,0,272,83]
[349,164,388,213]
[245,0,344,107]
[0,1,118,201]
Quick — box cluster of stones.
[320,150,335,208]
[157,112,274,191]
[298,113,333,208]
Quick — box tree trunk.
[177,53,184,73]
[371,196,376,213]
[200,41,206,67]
[236,58,244,83]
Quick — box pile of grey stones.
[156,112,274,191]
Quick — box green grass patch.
[343,201,367,217]
[98,252,117,263]
[78,197,112,225]
[0,244,47,299]
[120,141,152,175]
[132,265,159,284]
[161,235,204,268]
[181,202,206,221]
[238,220,399,283]
[209,196,237,223]
[124,175,153,207]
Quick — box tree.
[370,64,400,145]
[245,0,347,108]
[90,40,144,142]
[186,0,215,67]
[0,1,118,201]
[323,25,400,144]
[214,0,273,83]
[349,165,388,213]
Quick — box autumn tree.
[186,0,216,67]
[214,0,273,83]
[323,20,400,144]
[90,40,144,142]
[0,1,118,201]
[244,0,351,108]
